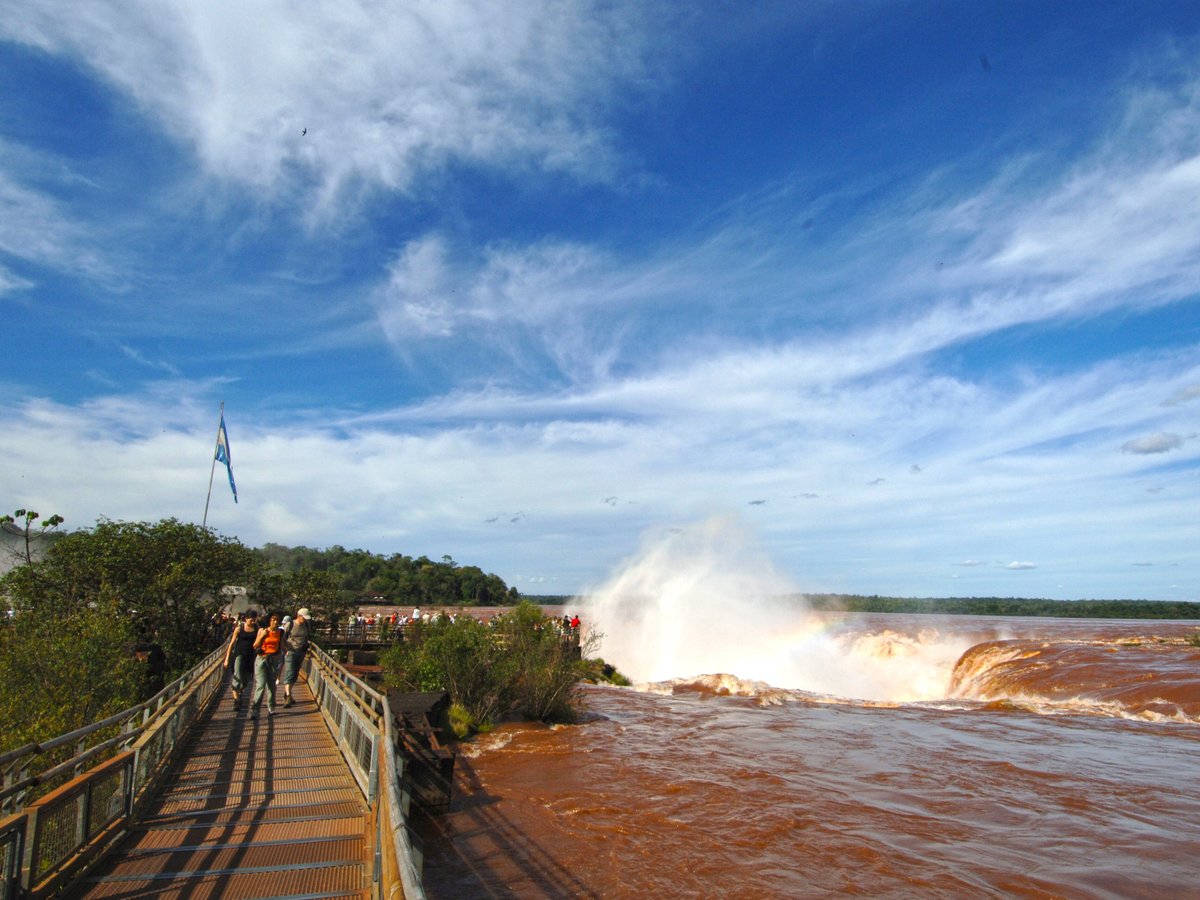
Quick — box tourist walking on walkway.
[280,606,311,708]
[250,613,284,718]
[223,612,259,704]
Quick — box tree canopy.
[255,543,519,607]
[0,516,260,752]
[802,594,1200,618]
[3,517,261,673]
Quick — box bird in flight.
[301,128,307,136]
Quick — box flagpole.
[202,402,224,529]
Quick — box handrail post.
[368,732,379,806]
[19,805,36,896]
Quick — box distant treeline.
[802,594,1200,619]
[524,594,1200,619]
[256,543,519,606]
[527,595,574,606]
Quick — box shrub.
[381,615,514,728]
[380,601,598,733]
[494,601,587,722]
[582,658,632,686]
[0,601,143,754]
[447,702,476,739]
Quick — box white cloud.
[1121,432,1183,454]
[1004,562,1037,570]
[1163,384,1200,406]
[376,235,459,339]
[0,263,33,297]
[0,168,110,286]
[5,327,1200,597]
[3,0,654,216]
[877,73,1200,348]
[118,345,182,377]
[376,234,606,341]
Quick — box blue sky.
[3,2,1200,600]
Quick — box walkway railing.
[313,622,406,646]
[0,645,226,899]
[304,643,425,900]
[0,642,425,900]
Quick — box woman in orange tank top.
[250,613,284,718]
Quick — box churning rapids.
[416,523,1200,898]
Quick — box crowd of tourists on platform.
[222,606,312,718]
[341,607,584,640]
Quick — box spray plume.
[580,516,966,702]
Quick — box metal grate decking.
[65,678,371,899]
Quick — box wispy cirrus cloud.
[3,0,656,218]
[0,167,111,292]
[1121,432,1184,454]
[376,234,607,339]
[364,56,1200,399]
[1163,384,1200,406]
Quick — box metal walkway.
[3,645,422,900]
[65,679,371,899]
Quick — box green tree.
[248,542,518,608]
[279,567,349,626]
[0,601,141,753]
[2,517,260,678]
[0,508,65,569]
[496,600,596,721]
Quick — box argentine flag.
[215,414,238,503]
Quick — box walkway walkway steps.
[65,679,371,899]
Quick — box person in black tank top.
[223,612,259,704]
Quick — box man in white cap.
[279,607,312,708]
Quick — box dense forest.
[801,594,1200,619]
[255,543,519,607]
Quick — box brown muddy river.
[415,613,1200,899]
